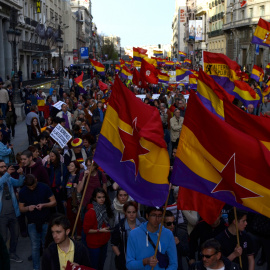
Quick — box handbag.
[147,233,169,269]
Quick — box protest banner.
[50,124,72,148]
[53,101,66,110]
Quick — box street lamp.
[6,8,21,104]
[57,25,64,85]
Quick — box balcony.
[223,15,270,31]
[21,41,50,52]
[208,29,224,38]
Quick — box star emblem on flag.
[118,117,150,176]
[211,153,261,204]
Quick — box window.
[241,10,244,20]
[249,8,253,18]
[260,6,265,16]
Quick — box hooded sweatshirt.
[23,161,50,186]
[126,221,178,270]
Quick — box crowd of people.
[0,66,269,270]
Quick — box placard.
[50,124,72,148]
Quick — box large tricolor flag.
[250,65,264,82]
[176,67,192,81]
[251,18,270,48]
[89,59,105,75]
[94,76,170,206]
[133,47,147,62]
[165,61,174,67]
[171,91,270,217]
[203,51,240,93]
[153,50,163,57]
[197,69,234,120]
[224,99,270,151]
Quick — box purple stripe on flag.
[197,92,224,120]
[133,56,142,62]
[251,36,270,48]
[232,92,260,108]
[250,73,259,82]
[94,134,169,207]
[171,157,255,213]
[79,87,87,94]
[209,75,235,94]
[120,73,128,79]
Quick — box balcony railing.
[208,29,223,38]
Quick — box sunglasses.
[165,221,176,226]
[200,252,217,259]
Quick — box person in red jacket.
[83,187,114,270]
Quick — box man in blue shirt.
[0,161,25,263]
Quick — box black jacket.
[190,256,240,270]
[42,239,91,270]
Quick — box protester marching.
[1,16,270,270]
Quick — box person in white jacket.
[56,104,73,130]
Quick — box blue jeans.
[28,223,48,270]
[88,243,108,270]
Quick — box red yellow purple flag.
[203,51,240,93]
[250,65,264,82]
[251,18,270,48]
[133,47,147,62]
[89,59,105,75]
[171,91,270,217]
[74,72,84,88]
[94,76,170,206]
[224,99,270,150]
[140,58,158,84]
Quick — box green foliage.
[102,39,118,60]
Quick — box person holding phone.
[83,187,114,270]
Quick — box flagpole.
[151,184,172,270]
[71,162,94,238]
[233,207,242,269]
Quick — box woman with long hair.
[113,188,131,226]
[83,187,114,270]
[111,201,144,270]
[29,117,41,144]
[5,100,17,138]
[45,150,66,213]
[63,160,82,238]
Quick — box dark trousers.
[0,213,19,254]
[7,124,15,137]
[88,243,108,270]
[27,125,32,145]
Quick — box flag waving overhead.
[171,91,270,217]
[250,65,264,82]
[176,67,192,81]
[120,66,132,80]
[74,72,84,88]
[232,80,261,108]
[203,51,240,93]
[133,47,147,62]
[179,51,187,57]
[157,70,170,84]
[251,18,270,48]
[224,99,270,150]
[153,50,163,57]
[140,58,159,84]
[94,76,170,206]
[89,59,105,75]
[197,69,235,120]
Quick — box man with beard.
[0,161,24,263]
[42,215,91,270]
